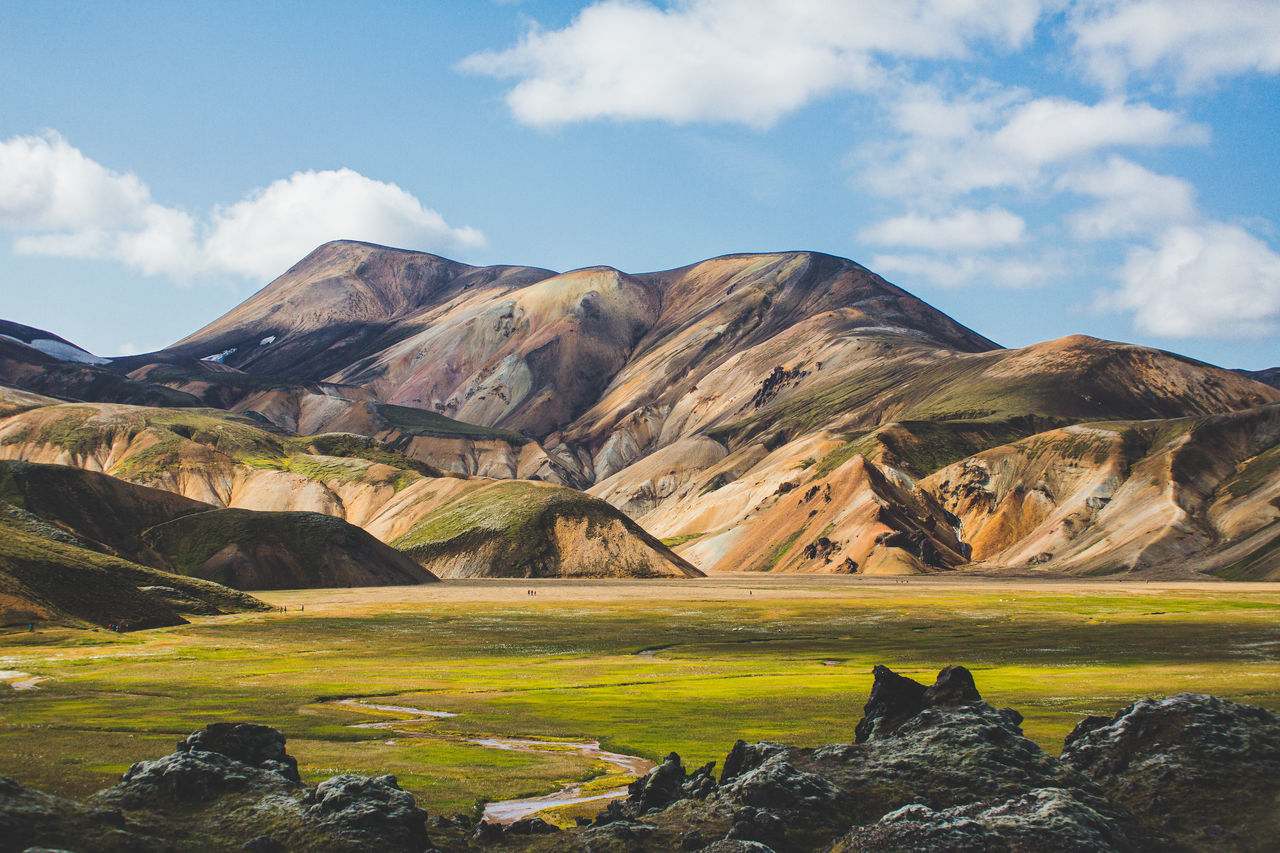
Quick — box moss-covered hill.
[0,460,436,611]
[392,479,701,579]
[0,501,269,630]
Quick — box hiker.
[28,622,34,632]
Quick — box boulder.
[831,788,1145,853]
[97,723,301,808]
[302,773,430,852]
[1060,692,1280,851]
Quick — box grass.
[1,577,1278,824]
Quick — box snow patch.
[201,347,237,363]
[259,336,276,346]
[0,334,110,365]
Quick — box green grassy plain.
[1,576,1278,822]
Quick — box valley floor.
[2,575,1278,825]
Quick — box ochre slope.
[920,404,1280,578]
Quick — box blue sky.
[1,0,1278,368]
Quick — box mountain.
[0,320,201,408]
[0,396,701,580]
[7,241,1280,579]
[921,404,1280,579]
[1239,367,1280,390]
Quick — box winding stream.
[331,699,654,824]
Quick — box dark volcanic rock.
[1060,692,1280,851]
[0,776,152,853]
[98,723,302,808]
[302,774,430,851]
[181,723,301,784]
[831,788,1145,852]
[626,752,719,814]
[854,663,987,743]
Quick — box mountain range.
[3,240,1278,623]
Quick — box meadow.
[2,575,1278,824]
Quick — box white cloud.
[460,0,1043,127]
[1,133,484,281]
[860,206,1026,249]
[1103,223,1280,337]
[1071,0,1280,90]
[0,131,152,231]
[1057,155,1198,239]
[871,251,1052,288]
[201,169,484,280]
[865,86,1208,201]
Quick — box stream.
[332,699,654,824]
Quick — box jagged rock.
[725,806,786,848]
[831,788,1144,852]
[1060,692,1280,851]
[0,776,149,853]
[100,748,298,808]
[720,741,787,785]
[506,816,560,835]
[97,723,301,808]
[714,754,840,812]
[576,818,658,844]
[625,752,719,815]
[854,663,986,742]
[696,841,778,852]
[240,837,287,853]
[853,664,928,742]
[302,774,430,851]
[180,723,301,784]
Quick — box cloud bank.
[1,132,483,281]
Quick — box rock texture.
[1061,693,1280,851]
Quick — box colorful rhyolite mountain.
[5,241,1279,580]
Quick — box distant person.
[28,622,34,631]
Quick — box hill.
[0,459,436,591]
[0,400,702,580]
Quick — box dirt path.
[333,699,654,825]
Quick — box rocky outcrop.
[573,665,1243,851]
[98,723,302,808]
[1061,693,1280,851]
[301,774,431,851]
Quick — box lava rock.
[303,774,430,852]
[179,723,301,784]
[696,841,778,853]
[725,806,786,848]
[0,776,149,853]
[855,664,985,743]
[831,788,1143,852]
[1060,692,1280,851]
[506,816,560,835]
[720,741,787,785]
[714,753,840,813]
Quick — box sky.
[1,0,1278,369]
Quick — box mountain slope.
[0,459,437,590]
[0,496,269,630]
[921,404,1280,579]
[0,402,702,580]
